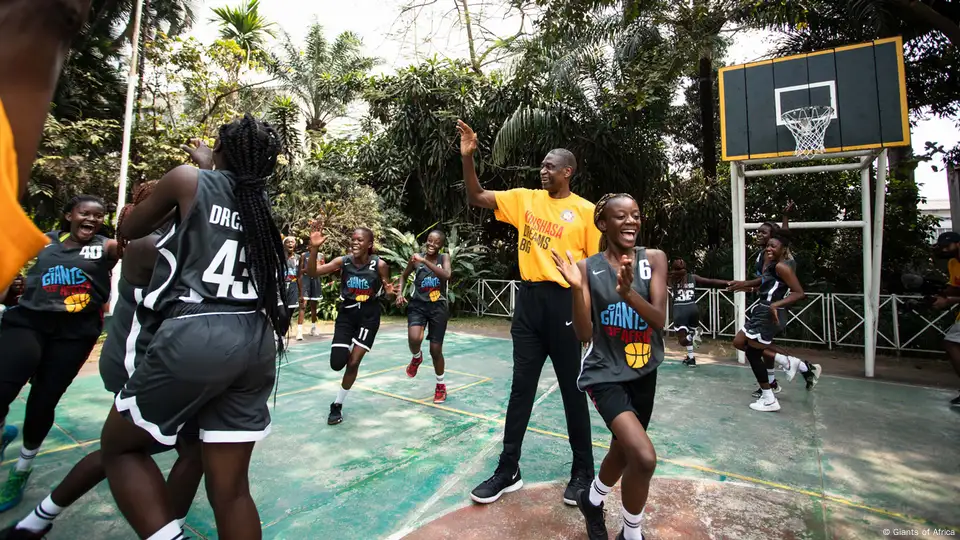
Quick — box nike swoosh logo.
[512,471,519,480]
[592,270,605,275]
[565,321,573,326]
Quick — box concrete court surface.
[0,330,957,539]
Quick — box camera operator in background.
[932,232,960,407]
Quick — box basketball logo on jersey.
[561,210,574,223]
[42,265,94,311]
[600,302,653,369]
[347,275,372,302]
[420,275,442,302]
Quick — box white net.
[781,106,835,158]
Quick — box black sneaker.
[951,393,960,407]
[0,525,52,539]
[682,357,697,368]
[327,403,343,425]
[751,380,781,399]
[801,362,822,390]
[575,488,608,540]
[470,465,522,504]
[563,469,594,506]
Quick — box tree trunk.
[459,0,482,74]
[130,0,152,171]
[699,49,720,247]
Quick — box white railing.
[469,280,952,354]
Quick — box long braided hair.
[217,114,289,348]
[593,193,637,252]
[115,181,158,259]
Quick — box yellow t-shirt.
[494,188,601,287]
[949,258,960,321]
[0,98,49,291]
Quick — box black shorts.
[1,305,103,340]
[300,276,323,301]
[407,299,449,344]
[115,311,277,446]
[284,280,300,309]
[585,369,658,438]
[742,304,786,345]
[332,301,381,352]
[672,305,699,334]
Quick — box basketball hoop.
[781,106,835,158]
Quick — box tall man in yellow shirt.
[457,120,602,506]
[932,231,960,407]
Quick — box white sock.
[761,388,776,402]
[797,360,809,373]
[16,446,39,472]
[766,370,776,384]
[16,495,63,532]
[146,521,186,540]
[312,324,317,331]
[621,505,644,540]
[335,387,349,405]
[297,324,303,333]
[686,345,694,359]
[436,373,444,384]
[588,477,612,506]
[774,353,790,370]
[412,351,423,359]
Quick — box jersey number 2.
[203,239,257,300]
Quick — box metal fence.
[468,281,953,355]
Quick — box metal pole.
[947,163,960,232]
[108,0,145,315]
[745,220,866,230]
[731,162,746,363]
[868,150,888,375]
[860,162,875,377]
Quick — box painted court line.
[0,440,99,467]
[415,378,492,403]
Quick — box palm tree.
[273,24,379,141]
[211,0,277,62]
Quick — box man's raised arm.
[457,120,497,210]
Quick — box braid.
[116,181,158,259]
[593,193,636,252]
[218,114,288,351]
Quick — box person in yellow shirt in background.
[932,231,960,407]
[0,0,93,293]
[457,120,601,507]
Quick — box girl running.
[397,230,452,403]
[668,258,730,367]
[297,241,324,340]
[101,114,287,540]
[306,226,395,425]
[283,237,302,320]
[552,193,667,540]
[0,181,203,539]
[0,194,117,512]
[733,232,820,412]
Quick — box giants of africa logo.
[600,301,653,369]
[420,275,442,302]
[42,265,92,312]
[346,275,372,303]
[561,210,575,223]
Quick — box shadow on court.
[2,331,958,538]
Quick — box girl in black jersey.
[0,194,117,512]
[283,237,302,317]
[307,226,395,425]
[397,230,452,403]
[732,233,818,412]
[297,242,324,340]
[552,193,667,540]
[668,258,729,367]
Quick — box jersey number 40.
[202,239,257,300]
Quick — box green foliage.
[210,0,277,62]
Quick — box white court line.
[387,380,562,539]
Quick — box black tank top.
[19,232,113,313]
[578,247,664,389]
[285,254,300,283]
[757,261,791,306]
[412,254,446,303]
[671,274,696,307]
[144,169,259,315]
[339,254,382,303]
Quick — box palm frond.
[491,106,558,166]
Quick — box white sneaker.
[785,356,802,382]
[310,326,318,336]
[749,397,781,412]
[296,330,304,341]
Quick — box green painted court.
[2,329,959,539]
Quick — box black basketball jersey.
[339,254,382,304]
[578,247,664,389]
[671,274,697,307]
[19,232,113,313]
[754,250,795,276]
[144,169,260,315]
[757,261,790,306]
[285,254,300,283]
[411,254,446,303]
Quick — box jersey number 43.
[202,239,257,300]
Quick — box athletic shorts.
[945,322,960,344]
[407,299,449,344]
[332,301,381,353]
[300,276,323,301]
[742,304,786,345]
[672,304,699,334]
[284,280,300,309]
[585,369,658,438]
[115,311,277,446]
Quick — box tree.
[210,0,277,62]
[272,24,379,141]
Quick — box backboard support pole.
[731,162,746,364]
